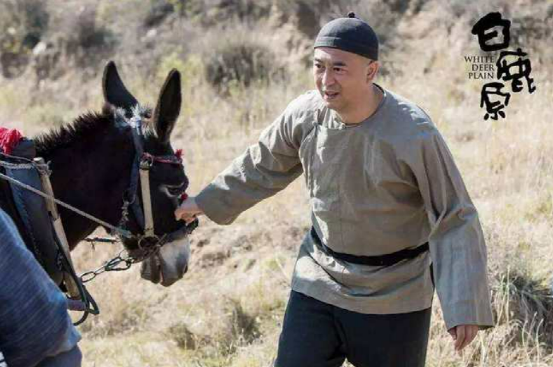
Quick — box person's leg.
[338,307,431,367]
[36,346,82,367]
[275,291,347,367]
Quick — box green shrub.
[143,0,177,28]
[204,38,284,93]
[182,0,273,26]
[493,267,553,350]
[167,322,200,350]
[220,298,260,354]
[0,0,49,78]
[46,2,117,71]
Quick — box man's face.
[313,47,377,114]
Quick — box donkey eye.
[164,183,186,197]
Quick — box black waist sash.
[310,227,429,267]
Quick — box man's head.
[313,13,380,115]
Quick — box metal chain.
[0,171,133,238]
[80,249,134,283]
[79,239,162,283]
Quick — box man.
[0,208,82,367]
[175,13,493,366]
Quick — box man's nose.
[322,69,335,87]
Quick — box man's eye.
[314,64,324,70]
[334,67,345,73]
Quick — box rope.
[0,171,133,239]
[0,161,35,170]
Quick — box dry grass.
[1,0,552,366]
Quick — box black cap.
[314,12,379,60]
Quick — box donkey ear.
[102,61,138,113]
[153,69,181,143]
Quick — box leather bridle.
[117,108,197,261]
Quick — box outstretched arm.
[176,97,308,225]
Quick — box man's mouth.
[324,91,340,100]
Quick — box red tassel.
[0,128,23,155]
[175,149,183,160]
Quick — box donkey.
[0,61,193,287]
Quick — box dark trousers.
[275,291,431,367]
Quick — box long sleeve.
[403,126,494,330]
[0,210,81,367]
[196,102,304,225]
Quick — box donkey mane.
[34,104,155,157]
[34,111,113,157]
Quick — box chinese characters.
[471,12,511,52]
[471,12,536,120]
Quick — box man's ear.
[366,61,379,83]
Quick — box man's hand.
[448,324,479,353]
[174,196,203,224]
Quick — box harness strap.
[35,157,80,298]
[139,159,155,238]
[127,126,146,231]
[310,227,429,267]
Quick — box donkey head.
[103,61,191,286]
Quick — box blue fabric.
[0,209,81,367]
[36,346,82,367]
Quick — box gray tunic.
[196,85,494,330]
